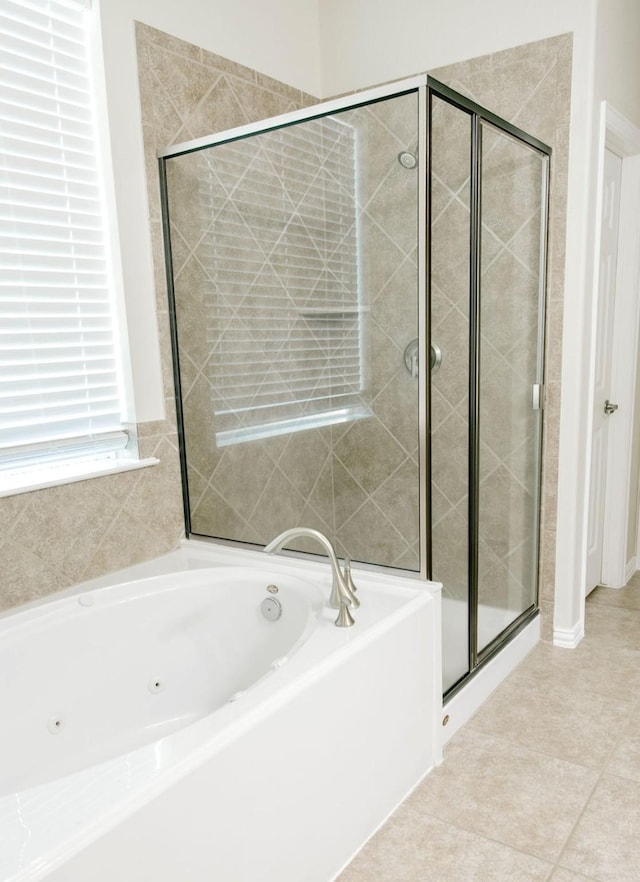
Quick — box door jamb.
[592,103,640,589]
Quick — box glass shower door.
[476,123,547,653]
[428,80,550,694]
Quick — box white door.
[586,148,622,593]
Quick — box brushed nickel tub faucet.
[264,528,359,627]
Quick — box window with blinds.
[192,116,367,447]
[0,0,128,485]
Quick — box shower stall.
[159,75,550,696]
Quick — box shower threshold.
[441,596,539,742]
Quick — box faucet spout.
[264,528,359,623]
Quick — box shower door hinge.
[532,383,545,411]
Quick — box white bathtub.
[0,541,442,882]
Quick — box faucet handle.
[342,556,360,609]
[344,555,357,592]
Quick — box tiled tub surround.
[164,90,421,568]
[0,425,184,614]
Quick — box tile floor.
[337,576,640,881]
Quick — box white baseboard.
[553,620,584,648]
[625,558,637,583]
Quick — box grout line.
[400,802,558,877]
[550,723,630,877]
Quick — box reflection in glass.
[164,92,421,569]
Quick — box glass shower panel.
[164,92,421,570]
[477,122,546,652]
[429,95,473,692]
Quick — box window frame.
[0,0,157,497]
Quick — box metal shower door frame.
[426,78,552,697]
[158,75,431,579]
[158,71,551,698]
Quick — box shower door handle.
[532,384,544,410]
[604,400,619,415]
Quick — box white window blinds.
[0,0,127,473]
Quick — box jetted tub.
[0,541,441,882]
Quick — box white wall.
[318,0,591,96]
[95,0,322,421]
[594,0,640,129]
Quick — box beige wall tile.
[0,538,68,612]
[540,598,555,641]
[431,411,470,506]
[431,306,471,409]
[370,257,419,350]
[135,21,201,63]
[336,496,412,566]
[190,485,258,544]
[372,457,420,547]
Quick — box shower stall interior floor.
[441,596,523,689]
[337,577,640,881]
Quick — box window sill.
[0,457,160,499]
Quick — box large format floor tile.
[508,639,640,701]
[338,809,553,882]
[403,728,597,862]
[549,870,597,881]
[337,582,640,881]
[560,775,640,881]
[467,661,633,768]
[605,704,640,783]
[589,573,640,611]
[579,603,640,652]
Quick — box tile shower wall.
[332,98,420,568]
[136,24,324,548]
[430,34,572,636]
[141,24,567,590]
[166,118,364,547]
[166,88,421,568]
